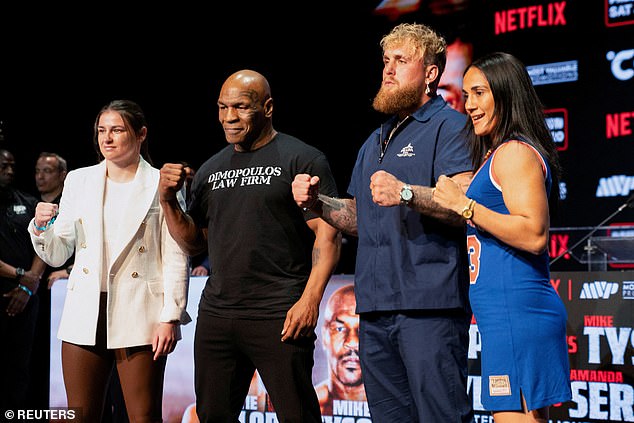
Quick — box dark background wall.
[1,1,633,272]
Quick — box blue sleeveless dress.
[466,140,571,411]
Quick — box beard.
[372,83,424,115]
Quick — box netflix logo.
[550,232,570,261]
[606,111,633,139]
[494,1,567,35]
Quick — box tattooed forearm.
[409,186,464,226]
[312,247,320,266]
[318,197,358,236]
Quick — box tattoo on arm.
[312,247,320,266]
[319,197,358,236]
[409,186,464,226]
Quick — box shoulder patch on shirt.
[489,375,512,396]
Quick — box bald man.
[159,70,341,423]
[315,284,366,416]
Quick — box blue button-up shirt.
[348,95,472,313]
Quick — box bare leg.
[491,393,549,423]
[115,346,166,423]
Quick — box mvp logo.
[580,281,619,299]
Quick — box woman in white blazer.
[29,100,191,422]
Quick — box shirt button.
[138,246,146,253]
[79,218,83,225]
[131,272,139,278]
[82,268,89,274]
[81,242,87,248]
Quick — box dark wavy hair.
[93,99,153,165]
[465,52,562,210]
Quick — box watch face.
[462,199,475,219]
[401,187,413,202]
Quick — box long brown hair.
[464,52,562,211]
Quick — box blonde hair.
[380,23,447,90]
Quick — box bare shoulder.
[494,141,544,173]
[496,140,541,159]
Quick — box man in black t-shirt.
[0,148,47,411]
[159,70,341,423]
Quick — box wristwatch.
[462,198,476,219]
[15,267,25,279]
[400,184,413,205]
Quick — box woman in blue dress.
[433,52,571,423]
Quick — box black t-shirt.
[0,187,38,293]
[189,133,338,318]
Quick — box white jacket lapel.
[108,157,159,267]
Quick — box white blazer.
[29,157,191,348]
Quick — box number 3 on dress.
[467,235,481,284]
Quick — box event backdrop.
[51,272,634,422]
[3,1,633,250]
[2,1,633,279]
